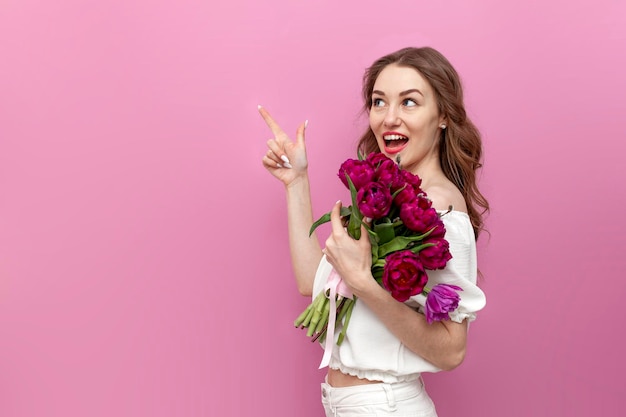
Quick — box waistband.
[321,376,425,408]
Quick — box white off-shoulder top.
[311,211,487,383]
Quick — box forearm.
[285,174,323,296]
[354,277,468,370]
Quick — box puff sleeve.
[407,211,486,323]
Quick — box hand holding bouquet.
[294,152,462,350]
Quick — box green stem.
[313,297,331,335]
[337,298,356,346]
[336,298,353,323]
[294,304,312,327]
[307,296,328,337]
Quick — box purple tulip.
[388,171,419,206]
[418,238,452,270]
[373,158,400,188]
[357,181,392,219]
[382,250,428,302]
[366,152,391,168]
[399,196,440,234]
[338,159,375,190]
[392,182,416,206]
[400,169,423,190]
[424,284,463,324]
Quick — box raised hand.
[259,106,308,187]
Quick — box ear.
[438,115,447,130]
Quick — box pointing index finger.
[258,105,285,137]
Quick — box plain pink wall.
[1,0,625,416]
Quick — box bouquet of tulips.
[294,152,462,346]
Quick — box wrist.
[350,270,381,298]
[284,171,310,190]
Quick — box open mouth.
[383,134,408,153]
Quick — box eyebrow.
[372,89,424,97]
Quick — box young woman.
[260,46,489,417]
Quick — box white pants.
[321,377,437,417]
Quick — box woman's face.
[369,64,444,174]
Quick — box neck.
[406,153,443,188]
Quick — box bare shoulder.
[423,180,467,213]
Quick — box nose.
[383,105,400,127]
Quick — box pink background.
[1,0,625,416]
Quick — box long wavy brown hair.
[357,47,489,238]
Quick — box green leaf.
[372,267,384,279]
[378,233,433,258]
[340,206,351,217]
[373,259,386,269]
[391,184,407,200]
[309,207,352,236]
[409,242,436,254]
[309,212,330,236]
[370,237,379,265]
[373,220,396,245]
[345,174,363,240]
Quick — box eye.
[372,98,385,108]
[403,98,418,107]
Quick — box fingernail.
[277,162,283,168]
[281,155,290,164]
[336,200,342,205]
[305,119,309,129]
[284,162,293,169]
[257,104,262,110]
[364,217,372,223]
